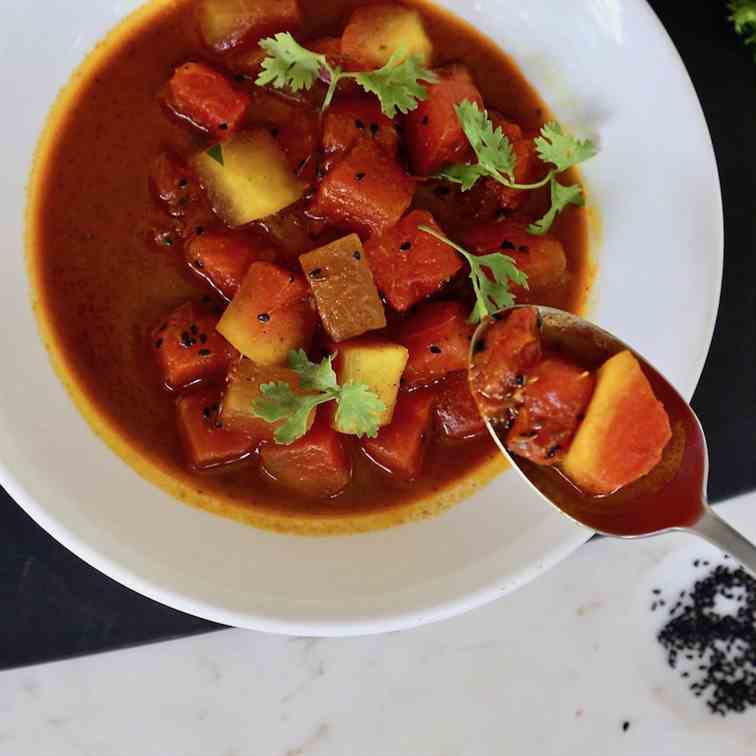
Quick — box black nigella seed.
[200,334,208,344]
[369,123,379,135]
[309,268,323,279]
[500,240,515,251]
[202,406,211,419]
[297,158,307,171]
[178,178,188,188]
[193,259,204,269]
[518,245,529,253]
[429,345,442,354]
[546,445,561,459]
[154,338,163,349]
[190,324,199,335]
[400,241,412,252]
[195,226,205,236]
[653,589,662,595]
[473,339,486,354]
[257,313,271,323]
[515,374,525,387]
[353,251,361,260]
[355,172,366,181]
[270,127,280,138]
[422,115,429,125]
[355,119,365,130]
[199,349,211,357]
[622,721,630,733]
[218,123,229,131]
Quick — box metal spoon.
[469,305,756,573]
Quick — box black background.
[1,0,754,670]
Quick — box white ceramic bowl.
[0,0,721,635]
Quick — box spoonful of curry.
[468,305,756,570]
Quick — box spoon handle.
[687,506,756,576]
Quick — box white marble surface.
[4,493,756,756]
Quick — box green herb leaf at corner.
[206,144,224,166]
[527,178,584,236]
[334,382,385,438]
[729,0,756,55]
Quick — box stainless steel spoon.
[469,305,756,573]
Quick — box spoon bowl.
[470,306,756,572]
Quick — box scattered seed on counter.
[655,561,756,716]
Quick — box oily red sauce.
[29,0,591,532]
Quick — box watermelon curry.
[29,0,597,533]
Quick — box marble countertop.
[3,492,756,756]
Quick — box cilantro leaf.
[206,144,224,166]
[334,383,386,438]
[534,121,597,172]
[456,101,516,182]
[730,1,756,57]
[256,33,326,92]
[436,162,487,191]
[251,352,385,444]
[528,179,584,236]
[354,53,438,118]
[288,349,338,392]
[256,35,436,116]
[418,225,528,323]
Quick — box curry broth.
[28,0,591,533]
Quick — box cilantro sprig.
[436,102,597,235]
[418,225,528,323]
[256,33,438,117]
[251,349,385,445]
[730,0,756,57]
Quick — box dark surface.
[1,0,754,669]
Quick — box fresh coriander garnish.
[206,144,224,166]
[256,33,438,117]
[418,225,528,324]
[436,102,597,235]
[729,0,756,57]
[251,349,385,444]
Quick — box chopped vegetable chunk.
[176,387,253,469]
[398,300,474,386]
[165,62,251,140]
[506,356,595,465]
[403,64,483,176]
[299,234,386,342]
[334,337,409,428]
[221,358,315,445]
[260,408,351,497]
[364,210,463,311]
[191,129,306,227]
[341,3,433,69]
[363,389,436,480]
[310,139,415,236]
[217,262,316,365]
[463,221,567,291]
[197,0,302,52]
[469,306,542,417]
[434,371,487,440]
[184,230,276,300]
[322,94,399,169]
[562,351,672,494]
[152,301,235,391]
